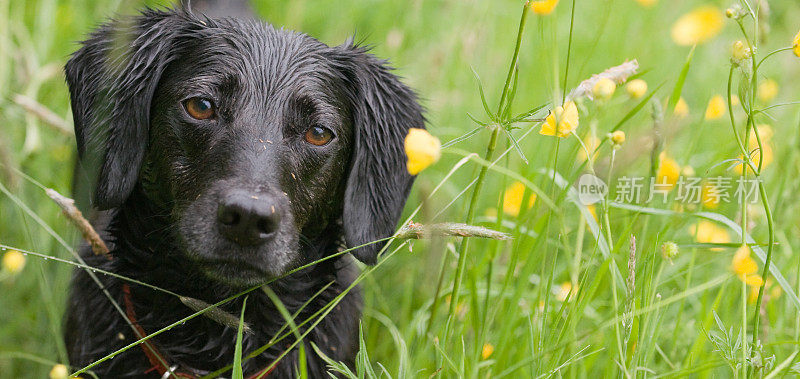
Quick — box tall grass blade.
[232,296,248,379]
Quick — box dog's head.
[65,8,424,286]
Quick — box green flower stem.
[756,47,793,70]
[730,10,777,372]
[446,2,530,333]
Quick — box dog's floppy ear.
[336,45,425,264]
[65,10,185,209]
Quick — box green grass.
[2,0,800,377]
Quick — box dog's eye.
[304,125,334,146]
[183,97,216,120]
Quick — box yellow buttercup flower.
[481,343,495,359]
[700,181,720,209]
[704,95,726,120]
[732,246,763,287]
[555,281,577,302]
[625,79,648,98]
[749,278,782,303]
[770,281,782,299]
[529,0,559,15]
[793,29,800,57]
[503,181,536,217]
[690,220,730,246]
[592,77,616,100]
[752,123,774,141]
[404,128,441,175]
[540,101,579,138]
[634,0,657,7]
[673,97,689,118]
[586,204,598,221]
[671,6,724,46]
[656,152,681,191]
[2,250,26,274]
[757,79,779,103]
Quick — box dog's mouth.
[182,238,299,287]
[193,257,276,287]
[177,187,300,287]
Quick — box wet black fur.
[64,5,424,377]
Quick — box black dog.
[63,1,424,377]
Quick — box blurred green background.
[2,0,800,377]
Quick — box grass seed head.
[660,241,679,262]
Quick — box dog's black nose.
[217,190,281,246]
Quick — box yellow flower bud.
[731,40,751,62]
[625,79,648,98]
[725,8,735,18]
[592,77,616,100]
[704,95,726,120]
[2,250,26,274]
[49,364,69,379]
[610,130,626,146]
[404,128,441,175]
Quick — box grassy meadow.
[2,0,800,377]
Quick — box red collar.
[121,284,275,378]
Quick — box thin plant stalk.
[445,1,530,334]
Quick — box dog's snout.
[217,190,281,246]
